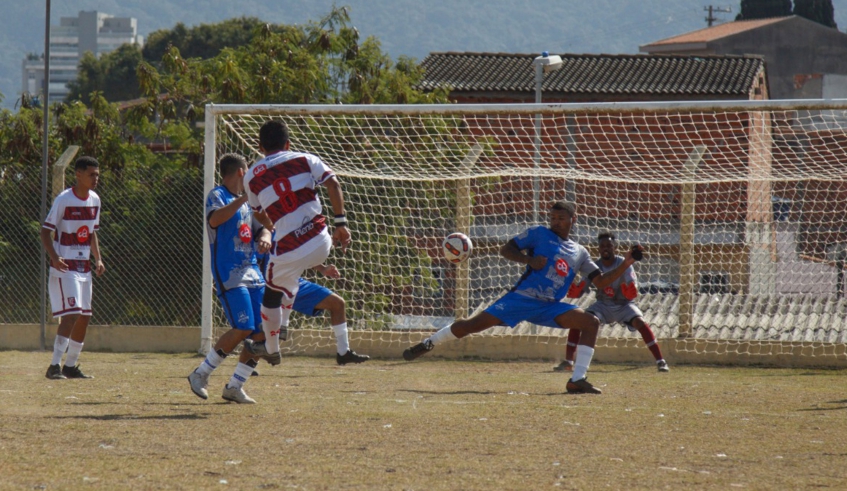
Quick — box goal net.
[204,100,847,363]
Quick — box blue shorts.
[292,279,333,317]
[484,291,579,328]
[219,286,264,333]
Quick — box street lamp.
[532,51,563,223]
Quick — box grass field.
[1,351,847,490]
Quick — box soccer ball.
[442,232,473,263]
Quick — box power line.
[704,5,732,27]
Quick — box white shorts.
[49,275,92,317]
[265,233,332,298]
[586,301,643,332]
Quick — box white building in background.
[21,11,144,105]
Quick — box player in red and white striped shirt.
[40,157,105,380]
[243,120,352,362]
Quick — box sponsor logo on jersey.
[76,225,90,243]
[555,258,570,277]
[604,286,615,297]
[239,223,252,243]
[293,220,315,238]
[254,164,267,176]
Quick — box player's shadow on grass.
[545,365,643,374]
[67,401,125,406]
[52,413,210,421]
[797,400,847,412]
[398,388,573,397]
[398,389,496,395]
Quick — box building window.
[699,272,730,294]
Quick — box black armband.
[333,214,348,227]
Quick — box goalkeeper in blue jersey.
[402,201,641,394]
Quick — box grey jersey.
[592,256,637,306]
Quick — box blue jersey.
[206,185,265,295]
[511,226,599,302]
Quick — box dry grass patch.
[1,351,846,490]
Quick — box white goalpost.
[202,100,847,366]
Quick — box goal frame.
[202,99,847,361]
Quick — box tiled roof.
[643,17,790,46]
[419,52,765,96]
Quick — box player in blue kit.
[256,253,370,365]
[402,201,642,394]
[188,153,273,404]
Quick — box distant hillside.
[4,0,847,109]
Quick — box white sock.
[333,322,349,355]
[227,362,255,390]
[64,340,84,367]
[51,335,70,366]
[197,350,226,376]
[571,345,595,381]
[428,326,458,346]
[261,305,282,354]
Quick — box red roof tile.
[643,17,790,46]
[419,52,764,96]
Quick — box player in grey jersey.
[556,231,669,372]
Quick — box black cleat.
[553,361,574,372]
[62,364,93,379]
[566,377,601,394]
[402,339,433,361]
[46,364,67,380]
[657,360,670,372]
[251,370,260,377]
[337,350,370,365]
[243,340,281,366]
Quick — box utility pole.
[704,5,732,27]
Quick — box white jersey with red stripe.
[244,149,334,262]
[42,188,101,280]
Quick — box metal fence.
[0,160,204,327]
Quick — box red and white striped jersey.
[244,150,334,261]
[42,188,101,280]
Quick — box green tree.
[736,0,793,20]
[0,88,204,325]
[793,0,837,28]
[142,17,270,62]
[137,7,447,108]
[66,44,145,105]
[3,7,467,327]
[135,7,468,323]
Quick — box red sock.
[637,322,663,361]
[565,328,580,362]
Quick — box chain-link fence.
[0,160,205,327]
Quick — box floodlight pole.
[39,0,52,351]
[533,62,543,224]
[532,52,562,224]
